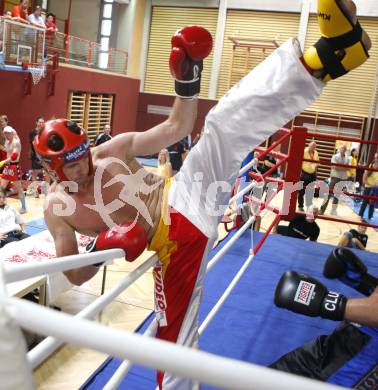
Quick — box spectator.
[28,6,45,28]
[359,158,378,221]
[191,127,205,148]
[94,124,112,146]
[298,141,319,211]
[338,225,368,250]
[0,12,12,51]
[157,149,172,179]
[45,12,58,52]
[0,126,27,213]
[168,138,187,173]
[275,205,320,242]
[259,151,278,177]
[0,188,29,248]
[0,115,8,163]
[11,0,29,23]
[320,144,349,216]
[29,117,45,198]
[0,114,9,130]
[45,12,58,32]
[347,147,358,182]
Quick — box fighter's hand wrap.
[274,270,347,321]
[86,222,147,267]
[169,26,213,98]
[324,247,378,296]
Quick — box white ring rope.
[229,180,257,204]
[28,254,158,369]
[3,249,124,283]
[238,158,257,177]
[102,320,158,390]
[207,215,255,272]
[2,296,344,390]
[199,251,255,335]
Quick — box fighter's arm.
[107,25,212,159]
[351,237,366,250]
[45,206,98,286]
[111,97,198,159]
[275,271,378,327]
[0,140,21,167]
[345,287,378,327]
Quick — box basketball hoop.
[22,62,46,85]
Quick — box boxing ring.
[300,131,378,229]
[0,126,376,389]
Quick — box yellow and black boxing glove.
[303,0,370,82]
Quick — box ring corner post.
[282,126,308,221]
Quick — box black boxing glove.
[274,270,347,321]
[324,248,378,296]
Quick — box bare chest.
[61,160,164,237]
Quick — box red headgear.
[33,119,93,182]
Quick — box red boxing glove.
[10,152,18,161]
[86,222,147,265]
[169,26,213,98]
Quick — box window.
[99,0,113,69]
[68,91,114,144]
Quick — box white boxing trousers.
[151,38,324,390]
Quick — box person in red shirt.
[45,13,58,53]
[45,13,58,32]
[11,0,29,23]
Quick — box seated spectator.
[28,6,45,28]
[94,124,112,146]
[259,152,278,177]
[0,188,29,248]
[12,0,29,23]
[157,149,172,179]
[359,158,378,221]
[275,205,320,241]
[338,225,368,250]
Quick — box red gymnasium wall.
[0,65,140,169]
[137,92,377,168]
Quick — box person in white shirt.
[28,6,45,28]
[320,144,350,216]
[0,188,29,248]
